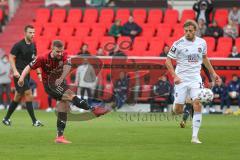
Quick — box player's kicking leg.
[62,89,110,117]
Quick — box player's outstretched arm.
[18,65,32,87]
[202,55,220,82]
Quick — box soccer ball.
[198,88,214,103]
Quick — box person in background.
[121,16,142,41]
[77,44,91,56]
[228,7,240,25]
[75,57,97,105]
[205,21,223,39]
[0,50,11,110]
[193,0,213,26]
[160,46,170,57]
[196,18,207,37]
[96,47,105,56]
[114,72,129,109]
[228,46,240,58]
[109,19,123,40]
[210,79,227,112]
[225,74,240,115]
[223,21,239,39]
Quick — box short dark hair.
[183,20,198,30]
[52,40,64,48]
[24,25,34,32]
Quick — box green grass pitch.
[0,111,239,160]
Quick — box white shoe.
[46,108,53,112]
[191,137,202,144]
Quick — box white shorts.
[174,80,203,104]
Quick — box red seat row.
[34,8,195,25]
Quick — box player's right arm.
[18,57,43,87]
[9,50,20,78]
[165,43,181,84]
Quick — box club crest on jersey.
[198,47,202,53]
[170,46,176,54]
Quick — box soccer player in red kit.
[18,40,109,144]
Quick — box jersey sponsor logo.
[188,54,199,63]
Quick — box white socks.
[192,112,202,138]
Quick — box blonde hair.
[183,19,198,30]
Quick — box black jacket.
[193,0,213,25]
[121,22,142,36]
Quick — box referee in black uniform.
[2,25,43,127]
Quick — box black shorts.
[43,80,68,101]
[13,72,30,94]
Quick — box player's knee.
[173,104,183,114]
[193,99,201,112]
[24,90,33,101]
[14,92,22,102]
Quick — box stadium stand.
[1,0,240,109]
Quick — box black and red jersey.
[29,52,69,84]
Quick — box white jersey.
[167,36,207,82]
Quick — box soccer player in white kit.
[165,20,220,144]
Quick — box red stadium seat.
[51,8,66,24]
[130,38,148,56]
[67,9,82,24]
[58,23,74,37]
[117,36,132,45]
[33,23,43,37]
[216,37,233,57]
[165,37,178,47]
[0,9,3,22]
[203,37,215,53]
[35,37,51,54]
[164,9,179,25]
[214,9,228,28]
[140,25,156,40]
[82,37,99,54]
[83,8,98,24]
[173,27,184,38]
[115,8,130,25]
[133,9,147,24]
[74,24,90,37]
[156,24,173,41]
[148,9,163,25]
[35,8,50,24]
[100,36,115,47]
[99,8,114,24]
[42,23,59,37]
[235,38,240,53]
[91,27,106,38]
[146,38,164,56]
[180,9,195,23]
[66,37,82,55]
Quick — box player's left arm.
[202,55,220,82]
